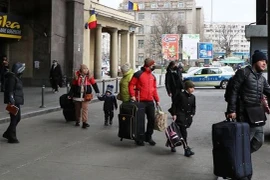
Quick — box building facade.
[118,0,204,65]
[204,22,250,58]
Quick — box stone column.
[94,25,102,79]
[110,29,118,78]
[66,0,84,78]
[129,32,136,70]
[120,31,130,65]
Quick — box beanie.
[144,58,155,67]
[106,85,114,94]
[184,80,195,90]
[80,64,88,70]
[252,51,267,64]
[121,62,131,74]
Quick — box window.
[138,13,145,20]
[164,2,171,8]
[138,26,144,34]
[151,13,158,20]
[151,26,158,34]
[151,3,157,8]
[138,40,144,48]
[178,2,184,8]
[138,54,144,63]
[138,3,145,9]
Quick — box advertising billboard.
[0,12,22,39]
[197,42,213,59]
[182,34,200,60]
[161,34,179,61]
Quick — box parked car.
[183,66,235,89]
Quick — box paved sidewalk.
[0,74,166,124]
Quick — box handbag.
[84,93,93,101]
[245,106,266,126]
[6,104,19,116]
[154,105,168,131]
[165,122,184,148]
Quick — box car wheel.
[220,80,228,89]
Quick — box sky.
[99,0,256,23]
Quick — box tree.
[144,12,187,62]
[216,24,240,57]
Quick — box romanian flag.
[128,1,139,11]
[87,10,97,29]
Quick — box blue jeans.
[250,126,264,153]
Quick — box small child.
[171,80,196,157]
[98,85,118,126]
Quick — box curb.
[0,85,165,124]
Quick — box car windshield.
[222,66,234,73]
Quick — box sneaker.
[75,122,80,126]
[171,147,176,152]
[184,147,195,157]
[145,138,156,146]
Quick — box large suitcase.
[118,101,145,141]
[59,94,75,122]
[212,120,252,179]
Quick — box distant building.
[118,0,204,64]
[204,22,250,58]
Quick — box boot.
[135,140,145,146]
[8,138,19,143]
[3,132,10,139]
[145,135,156,146]
[184,147,195,157]
[171,147,176,152]
[109,120,113,125]
[104,120,108,126]
[75,121,80,126]
[82,122,90,129]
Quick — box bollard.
[40,85,46,108]
[159,74,162,86]
[115,78,119,93]
[66,83,70,94]
[102,79,105,94]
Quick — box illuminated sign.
[0,12,22,39]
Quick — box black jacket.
[165,68,184,97]
[4,72,24,105]
[50,64,62,80]
[98,94,118,111]
[172,90,196,127]
[227,66,270,123]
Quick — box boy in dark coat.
[98,85,118,126]
[171,80,196,157]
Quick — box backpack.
[224,68,251,102]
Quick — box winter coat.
[4,72,24,105]
[98,94,118,111]
[118,69,134,102]
[128,67,159,102]
[172,90,196,128]
[68,71,100,101]
[227,65,270,125]
[165,68,184,97]
[50,64,62,80]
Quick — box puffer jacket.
[119,69,134,102]
[227,65,270,118]
[165,68,184,97]
[128,67,159,102]
[4,72,24,105]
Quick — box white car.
[183,66,235,89]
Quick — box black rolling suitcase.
[118,101,145,142]
[212,120,252,179]
[59,94,76,122]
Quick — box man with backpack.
[226,51,270,179]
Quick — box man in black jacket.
[227,51,270,155]
[49,60,62,93]
[3,62,25,143]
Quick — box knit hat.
[121,62,131,74]
[106,85,114,93]
[184,80,195,90]
[144,58,155,67]
[252,51,267,64]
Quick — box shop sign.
[0,12,22,39]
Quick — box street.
[0,87,269,180]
